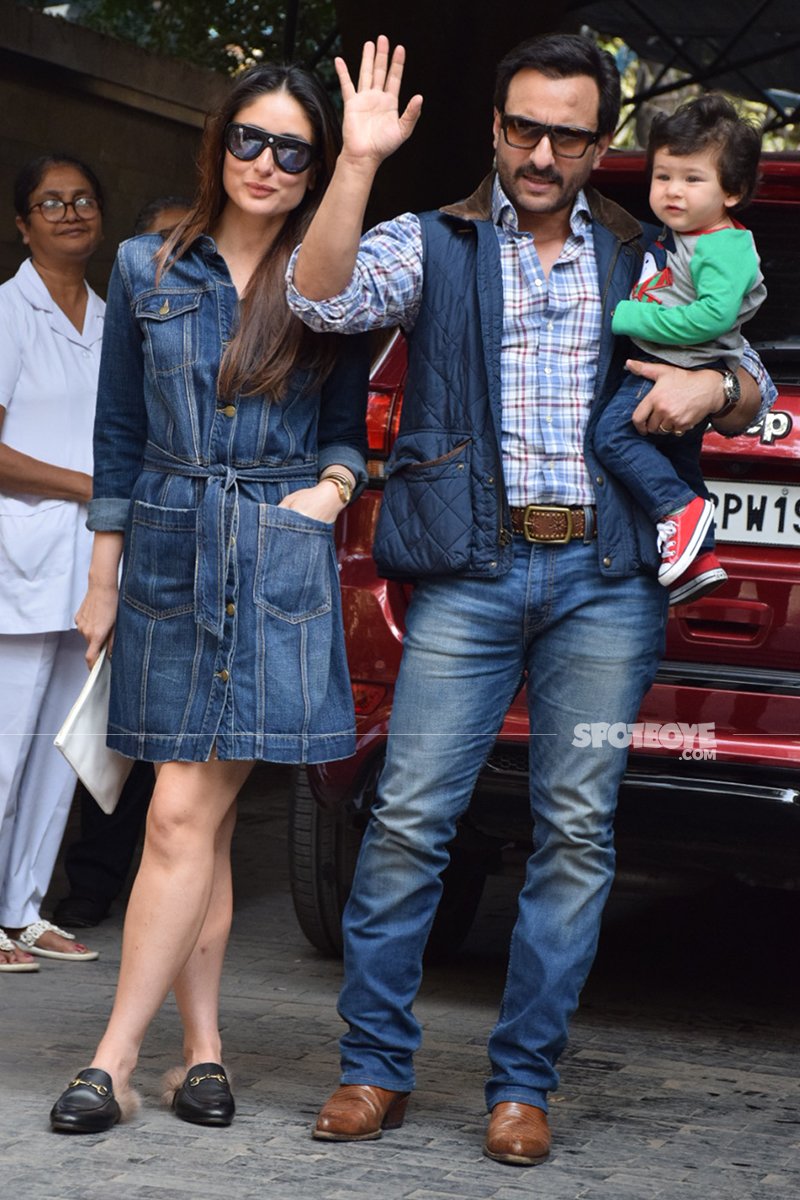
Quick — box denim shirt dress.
[88,233,369,763]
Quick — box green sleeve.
[611,228,759,346]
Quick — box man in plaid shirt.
[288,32,773,1165]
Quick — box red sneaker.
[669,551,728,605]
[656,496,715,586]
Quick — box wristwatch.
[713,369,741,421]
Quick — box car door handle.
[675,598,771,643]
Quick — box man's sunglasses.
[223,123,314,174]
[500,114,600,159]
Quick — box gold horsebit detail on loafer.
[188,1073,228,1087]
[69,1077,109,1096]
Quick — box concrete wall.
[0,2,229,292]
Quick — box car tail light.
[366,390,403,478]
[366,331,407,480]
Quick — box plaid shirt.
[491,180,599,505]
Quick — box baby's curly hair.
[647,93,762,212]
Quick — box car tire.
[288,766,359,957]
[288,766,488,962]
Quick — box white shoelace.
[656,518,678,559]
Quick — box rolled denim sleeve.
[317,332,370,498]
[88,248,148,531]
[87,496,132,531]
[286,213,425,334]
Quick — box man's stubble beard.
[496,159,591,219]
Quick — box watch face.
[724,371,741,403]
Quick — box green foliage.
[33,0,339,76]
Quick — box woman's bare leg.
[89,758,253,1088]
[172,800,237,1067]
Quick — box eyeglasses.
[223,123,314,174]
[27,196,100,222]
[500,114,600,159]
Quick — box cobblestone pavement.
[3,765,799,1200]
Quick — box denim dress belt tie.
[143,447,313,639]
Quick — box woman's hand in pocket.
[278,480,345,524]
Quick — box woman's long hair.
[156,64,342,400]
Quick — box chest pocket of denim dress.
[253,505,333,622]
[135,291,202,374]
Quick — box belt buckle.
[523,504,574,545]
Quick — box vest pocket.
[374,433,474,576]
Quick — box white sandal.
[0,926,39,972]
[14,919,99,961]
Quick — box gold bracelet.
[320,466,356,488]
[320,472,353,506]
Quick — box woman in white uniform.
[0,155,105,971]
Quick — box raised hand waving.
[335,34,423,168]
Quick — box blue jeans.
[338,536,667,1111]
[594,371,710,526]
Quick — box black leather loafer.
[50,1067,121,1133]
[172,1063,235,1126]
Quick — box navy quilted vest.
[373,196,658,581]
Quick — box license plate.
[706,479,800,547]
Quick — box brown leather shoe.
[483,1101,551,1165]
[313,1084,410,1141]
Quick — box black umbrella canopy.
[569,0,800,128]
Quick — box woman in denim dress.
[50,64,369,1133]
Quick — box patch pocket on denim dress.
[253,505,333,622]
[135,291,203,373]
[123,502,197,619]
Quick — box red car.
[289,151,800,959]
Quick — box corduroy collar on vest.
[439,171,644,245]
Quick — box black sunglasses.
[500,114,600,159]
[223,123,314,174]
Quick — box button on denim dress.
[88,234,369,763]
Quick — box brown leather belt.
[508,504,596,544]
